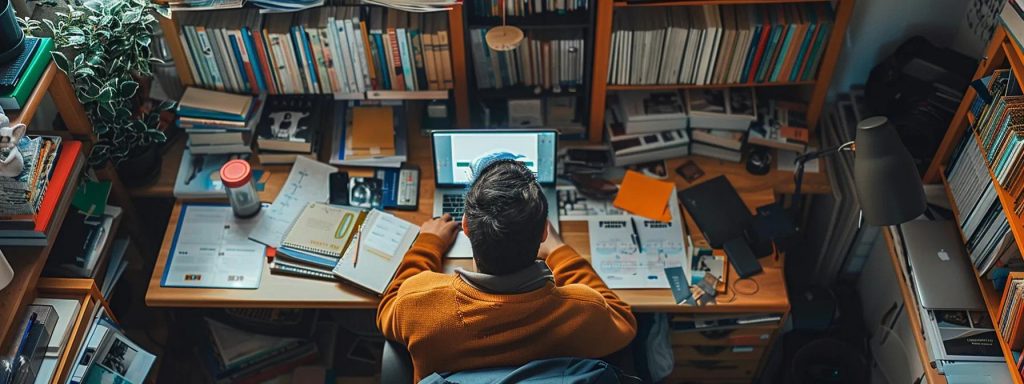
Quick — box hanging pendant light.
[485,0,524,51]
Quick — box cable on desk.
[733,278,760,296]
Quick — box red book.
[252,31,278,95]
[747,5,773,83]
[35,140,83,234]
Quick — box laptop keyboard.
[441,194,465,220]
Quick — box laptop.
[431,129,560,258]
[901,220,984,310]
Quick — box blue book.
[277,246,340,270]
[298,26,320,93]
[372,34,391,89]
[241,27,267,93]
[741,16,763,83]
[396,29,416,90]
[227,34,251,93]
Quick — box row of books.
[469,30,585,92]
[1000,277,1024,351]
[0,137,84,246]
[0,37,54,110]
[972,69,1024,217]
[946,132,1017,277]
[607,3,834,86]
[175,7,454,96]
[467,0,589,17]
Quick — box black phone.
[330,172,349,205]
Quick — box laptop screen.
[433,130,557,186]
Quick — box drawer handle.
[690,360,725,369]
[693,346,728,355]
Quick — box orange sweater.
[377,234,638,381]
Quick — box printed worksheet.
[163,204,266,289]
[588,191,687,289]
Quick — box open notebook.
[333,209,419,294]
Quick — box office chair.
[382,340,414,384]
[380,340,639,384]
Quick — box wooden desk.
[146,120,795,313]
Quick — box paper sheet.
[248,156,335,247]
[364,213,415,258]
[613,170,674,222]
[163,204,265,289]
[590,191,687,289]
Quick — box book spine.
[241,27,268,94]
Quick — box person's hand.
[537,221,564,260]
[420,214,460,252]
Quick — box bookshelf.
[925,24,1024,383]
[586,0,856,143]
[34,278,116,384]
[155,4,472,127]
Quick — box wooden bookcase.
[585,0,857,143]
[34,278,117,384]
[155,4,472,128]
[923,24,1024,383]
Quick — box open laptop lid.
[431,129,558,188]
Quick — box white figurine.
[0,114,26,178]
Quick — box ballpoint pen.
[630,217,643,253]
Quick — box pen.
[630,217,643,253]
[353,225,362,268]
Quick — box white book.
[344,17,366,93]
[33,297,81,358]
[680,8,701,84]
[351,14,371,92]
[333,210,419,294]
[328,16,349,94]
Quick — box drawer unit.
[670,325,776,346]
[667,359,760,381]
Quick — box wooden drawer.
[673,345,765,361]
[670,325,776,346]
[664,359,760,381]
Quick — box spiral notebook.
[281,202,366,257]
[333,209,419,295]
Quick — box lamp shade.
[853,116,927,226]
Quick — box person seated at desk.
[376,159,638,381]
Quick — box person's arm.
[376,215,459,342]
[539,223,638,349]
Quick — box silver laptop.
[902,220,984,310]
[431,129,560,258]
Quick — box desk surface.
[146,116,805,313]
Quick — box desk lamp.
[792,116,926,226]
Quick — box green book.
[0,38,54,110]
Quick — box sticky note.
[613,170,674,222]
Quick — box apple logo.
[937,249,950,261]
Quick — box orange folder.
[613,170,674,222]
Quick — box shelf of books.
[463,0,595,139]
[930,20,1024,382]
[157,3,471,126]
[588,0,854,143]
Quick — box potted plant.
[45,0,174,186]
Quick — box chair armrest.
[382,339,414,384]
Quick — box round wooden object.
[485,25,525,51]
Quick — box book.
[330,102,408,167]
[281,202,365,257]
[31,297,81,358]
[691,129,745,151]
[254,95,325,153]
[692,141,743,162]
[0,139,84,245]
[747,99,809,152]
[686,87,757,131]
[173,149,256,199]
[605,110,690,167]
[0,37,40,89]
[0,38,53,110]
[332,209,418,294]
[609,91,688,134]
[178,87,256,122]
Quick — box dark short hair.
[464,160,548,275]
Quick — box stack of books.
[973,68,1024,217]
[175,7,454,95]
[255,94,328,165]
[747,99,809,153]
[46,205,122,278]
[329,103,408,168]
[201,318,318,384]
[177,87,263,155]
[0,138,83,246]
[686,88,757,162]
[0,37,54,110]
[605,91,690,166]
[607,3,834,86]
[946,130,1015,276]
[66,310,156,384]
[468,30,585,92]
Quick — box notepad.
[281,202,365,257]
[332,209,419,295]
[613,170,674,222]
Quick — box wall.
[829,0,979,94]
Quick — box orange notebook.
[349,106,395,155]
[613,170,674,222]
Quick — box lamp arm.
[791,140,856,228]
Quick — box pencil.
[353,226,362,268]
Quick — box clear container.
[220,160,261,218]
